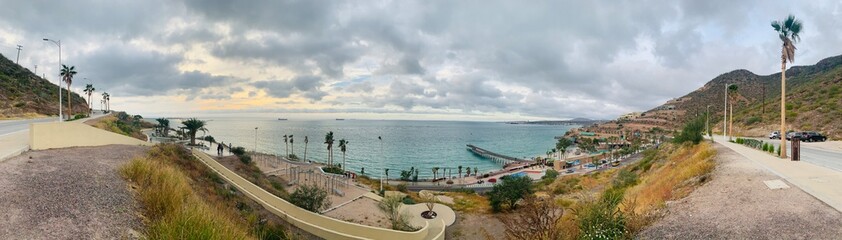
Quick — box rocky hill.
[0,53,89,119]
[646,54,842,139]
[571,54,842,141]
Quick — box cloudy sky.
[1,1,841,120]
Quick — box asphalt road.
[0,118,56,136]
[739,136,842,172]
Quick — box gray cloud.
[4,0,842,119]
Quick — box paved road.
[0,118,55,136]
[738,136,842,172]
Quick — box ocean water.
[199,118,574,178]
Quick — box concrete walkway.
[713,137,842,213]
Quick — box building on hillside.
[619,112,642,120]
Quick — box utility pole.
[15,45,22,64]
[34,65,37,75]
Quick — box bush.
[322,166,343,175]
[776,145,781,156]
[488,175,533,212]
[396,183,408,192]
[673,116,704,145]
[542,169,559,181]
[238,155,252,165]
[612,170,638,189]
[379,195,418,231]
[289,184,331,213]
[745,116,761,125]
[401,196,415,205]
[576,189,627,239]
[231,147,246,156]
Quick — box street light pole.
[723,84,729,140]
[43,38,62,122]
[254,127,258,153]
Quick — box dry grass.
[445,192,491,213]
[623,142,716,214]
[121,148,253,239]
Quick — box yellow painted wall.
[29,121,152,150]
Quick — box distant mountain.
[0,53,89,119]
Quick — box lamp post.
[43,38,62,122]
[254,127,258,153]
[378,136,383,193]
[723,84,731,140]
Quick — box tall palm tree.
[458,165,463,178]
[60,65,77,117]
[83,84,95,114]
[466,167,472,177]
[474,167,478,177]
[384,168,390,185]
[101,93,108,112]
[338,139,348,172]
[304,136,309,162]
[289,135,294,158]
[181,118,207,145]
[283,135,289,157]
[324,131,334,166]
[432,167,439,184]
[772,15,802,158]
[728,84,739,140]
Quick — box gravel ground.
[640,143,842,239]
[0,145,148,239]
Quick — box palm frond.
[771,21,781,31]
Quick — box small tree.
[378,195,416,231]
[488,175,533,212]
[499,197,565,239]
[419,191,437,219]
[289,184,331,213]
[673,116,704,145]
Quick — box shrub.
[612,170,638,189]
[488,175,534,212]
[745,116,761,125]
[542,169,559,181]
[231,147,246,156]
[289,184,331,213]
[322,166,343,175]
[396,183,408,192]
[576,189,626,239]
[238,155,252,165]
[673,116,704,145]
[499,197,565,239]
[401,196,415,205]
[776,145,781,156]
[379,195,417,231]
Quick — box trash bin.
[791,138,800,161]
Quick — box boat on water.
[335,118,345,121]
[277,118,288,120]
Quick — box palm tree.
[466,167,472,178]
[83,84,95,114]
[101,92,110,112]
[458,165,463,179]
[289,135,294,158]
[60,65,77,117]
[384,168,390,185]
[432,167,439,184]
[772,15,802,158]
[283,135,289,157]
[181,118,207,145]
[304,136,309,162]
[474,167,478,177]
[728,84,739,140]
[338,139,348,172]
[324,131,334,166]
[155,118,170,137]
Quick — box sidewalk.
[713,136,842,213]
[0,130,30,163]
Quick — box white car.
[769,131,780,139]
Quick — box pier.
[466,144,532,165]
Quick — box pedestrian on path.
[217,142,224,156]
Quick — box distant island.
[504,118,606,126]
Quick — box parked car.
[799,131,827,142]
[565,168,574,174]
[610,160,620,167]
[769,131,780,139]
[785,131,799,140]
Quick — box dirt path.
[0,145,147,239]
[640,143,842,239]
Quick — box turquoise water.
[200,118,574,178]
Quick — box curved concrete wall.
[29,122,152,150]
[192,150,447,240]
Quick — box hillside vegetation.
[0,53,89,119]
[643,55,842,139]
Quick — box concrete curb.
[0,145,29,163]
